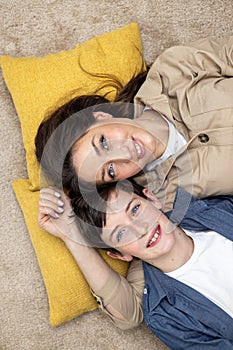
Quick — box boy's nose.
[133,222,148,238]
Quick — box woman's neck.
[136,109,169,159]
[149,227,194,273]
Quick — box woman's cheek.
[119,163,141,179]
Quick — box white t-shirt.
[167,230,233,317]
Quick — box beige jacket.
[134,36,233,212]
[93,36,233,329]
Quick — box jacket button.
[198,134,209,143]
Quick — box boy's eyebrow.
[110,225,120,242]
[109,198,134,241]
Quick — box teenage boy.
[39,183,233,349]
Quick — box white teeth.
[135,142,141,157]
[148,230,159,246]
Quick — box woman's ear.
[92,111,113,121]
[142,188,162,209]
[107,251,133,262]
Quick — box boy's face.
[101,187,178,264]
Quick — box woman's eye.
[100,135,108,150]
[132,204,140,216]
[108,164,115,180]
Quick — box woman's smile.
[132,137,145,160]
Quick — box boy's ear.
[92,111,113,121]
[107,251,133,262]
[142,188,162,209]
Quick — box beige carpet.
[0,1,232,349]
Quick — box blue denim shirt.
[143,189,233,349]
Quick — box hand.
[38,187,83,244]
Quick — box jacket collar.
[166,187,233,239]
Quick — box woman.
[35,35,233,212]
[38,182,233,349]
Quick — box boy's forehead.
[106,188,134,214]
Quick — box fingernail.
[58,199,64,206]
[58,207,64,213]
[55,191,61,198]
[55,213,60,218]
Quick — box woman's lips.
[132,137,145,160]
[147,225,161,248]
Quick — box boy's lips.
[147,225,161,248]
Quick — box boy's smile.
[146,224,162,248]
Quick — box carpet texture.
[0,1,232,349]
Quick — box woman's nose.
[110,142,132,161]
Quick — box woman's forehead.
[89,117,136,130]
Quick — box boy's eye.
[100,135,108,150]
[117,229,125,242]
[108,164,115,180]
[132,204,140,215]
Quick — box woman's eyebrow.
[91,136,100,155]
[91,136,108,183]
[101,168,106,182]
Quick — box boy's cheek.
[140,208,161,225]
[165,220,177,234]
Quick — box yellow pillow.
[1,23,145,326]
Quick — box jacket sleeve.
[134,36,233,124]
[190,35,233,69]
[91,258,144,330]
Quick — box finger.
[38,206,62,219]
[39,198,64,215]
[47,187,70,205]
[40,188,63,201]
[40,188,70,207]
[40,191,65,208]
[41,187,62,197]
[39,188,73,215]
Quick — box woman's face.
[72,117,158,184]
